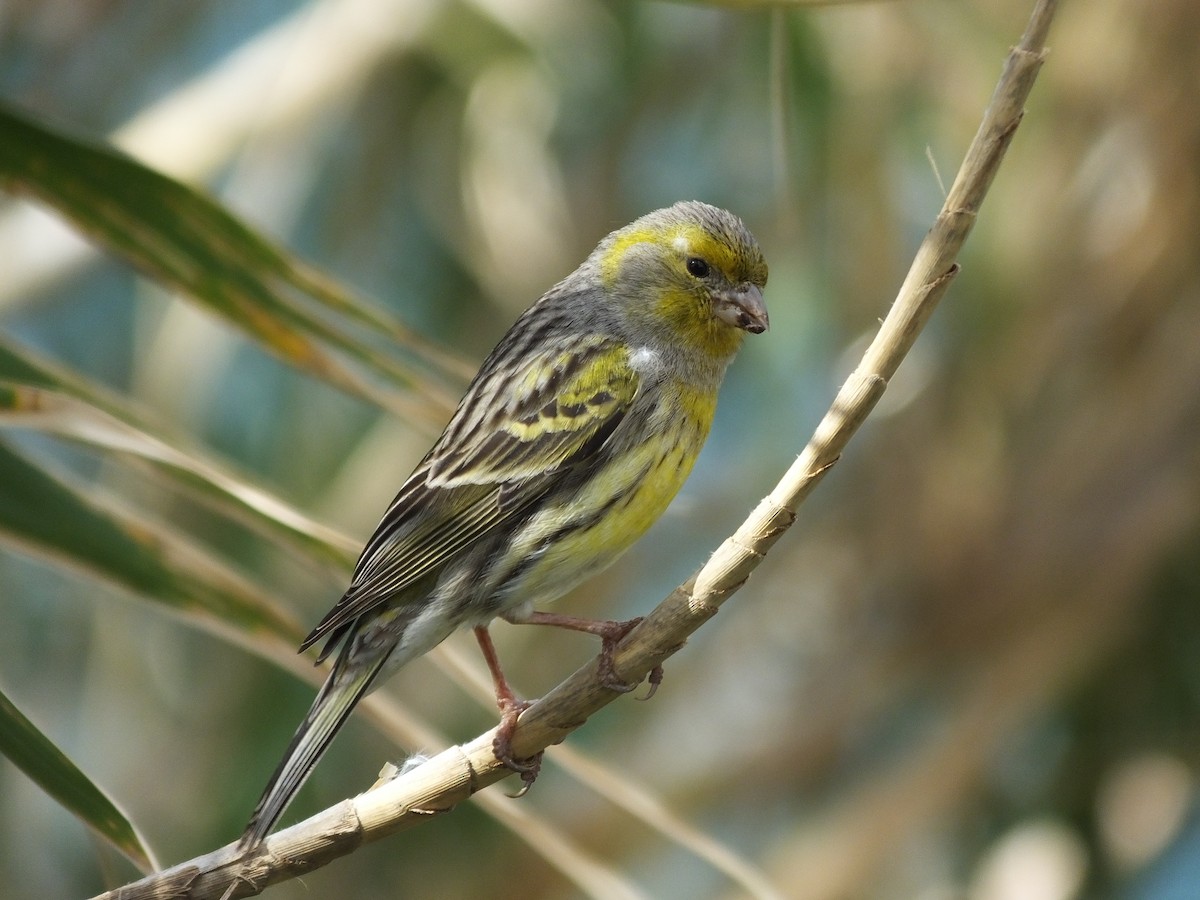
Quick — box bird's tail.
[239,650,389,849]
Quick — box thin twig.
[95,1,1058,896]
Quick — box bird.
[239,200,769,848]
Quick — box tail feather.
[239,652,389,849]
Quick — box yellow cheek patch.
[650,287,744,359]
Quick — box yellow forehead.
[601,223,740,285]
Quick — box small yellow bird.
[240,200,768,847]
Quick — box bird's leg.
[473,626,542,789]
[500,609,664,697]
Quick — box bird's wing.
[300,335,640,657]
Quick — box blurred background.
[2,0,1199,897]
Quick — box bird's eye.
[685,257,710,278]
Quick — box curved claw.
[492,696,544,794]
[493,738,542,774]
[494,733,543,798]
[637,664,665,701]
[504,754,544,798]
[598,667,639,693]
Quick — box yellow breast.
[505,380,716,606]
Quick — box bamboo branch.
[96,1,1059,896]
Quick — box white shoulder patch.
[629,346,662,375]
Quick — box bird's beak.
[714,284,769,334]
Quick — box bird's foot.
[594,617,644,693]
[592,617,664,697]
[493,696,543,795]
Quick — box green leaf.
[0,101,467,427]
[0,684,156,873]
[0,335,359,573]
[0,438,303,644]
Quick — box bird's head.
[594,201,769,361]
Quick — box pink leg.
[501,610,664,697]
[473,626,542,787]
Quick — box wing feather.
[299,336,640,655]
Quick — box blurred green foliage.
[2,1,1200,898]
